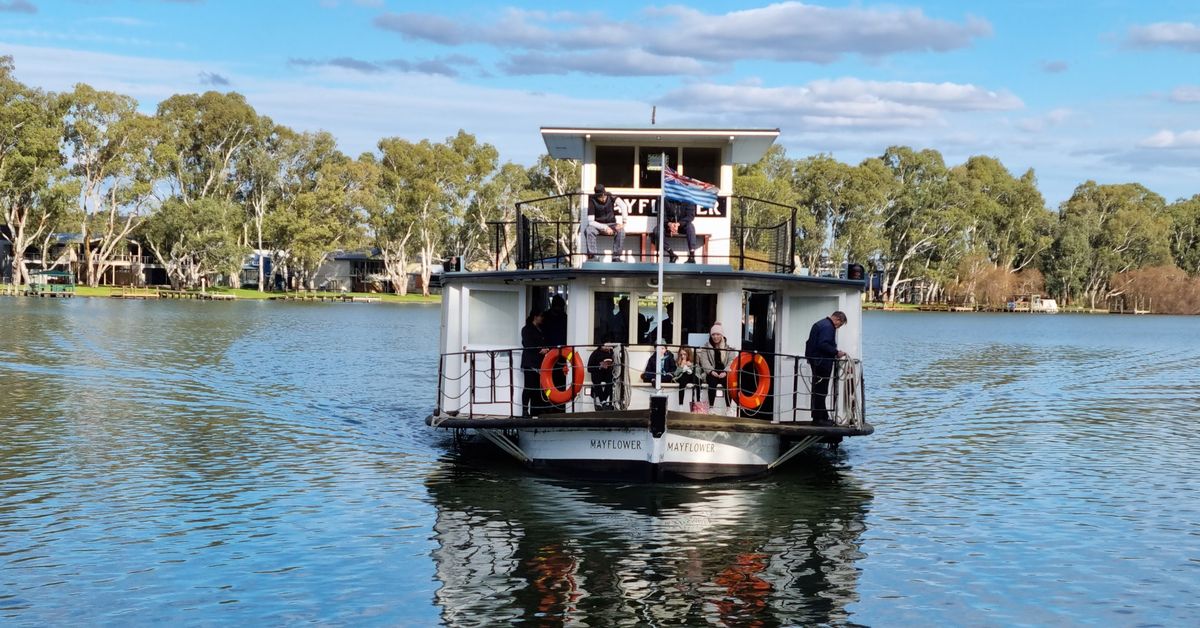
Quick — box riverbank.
[863,301,1116,314]
[63,286,442,304]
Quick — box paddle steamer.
[427,126,871,481]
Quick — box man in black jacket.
[650,198,697,263]
[805,311,847,425]
[584,184,626,262]
[520,310,549,417]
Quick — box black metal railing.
[434,344,865,428]
[484,193,798,274]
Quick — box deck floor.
[427,410,873,437]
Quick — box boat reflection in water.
[426,449,872,626]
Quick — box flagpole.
[654,155,666,394]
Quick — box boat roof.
[541,126,780,163]
[443,263,864,288]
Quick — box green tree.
[1167,194,1200,276]
[143,197,242,289]
[954,156,1053,273]
[466,162,532,269]
[378,130,497,296]
[733,145,804,269]
[0,57,70,286]
[1046,182,1171,308]
[156,90,264,205]
[878,146,970,302]
[265,132,363,288]
[63,83,161,286]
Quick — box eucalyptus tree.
[142,197,242,289]
[878,146,970,303]
[954,156,1053,273]
[155,90,264,205]
[835,157,893,271]
[1167,194,1200,276]
[0,57,70,286]
[1045,182,1171,308]
[377,130,497,296]
[466,161,532,269]
[733,144,805,268]
[363,155,414,295]
[265,131,364,288]
[526,153,580,199]
[235,121,295,290]
[62,84,161,286]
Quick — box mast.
[654,152,666,392]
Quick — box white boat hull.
[518,427,780,481]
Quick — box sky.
[2,0,1199,206]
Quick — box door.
[461,285,524,416]
[740,290,777,416]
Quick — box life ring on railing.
[540,346,585,404]
[727,351,771,410]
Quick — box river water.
[1,298,1198,626]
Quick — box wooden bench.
[636,232,710,263]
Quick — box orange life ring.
[727,351,771,410]
[539,346,585,404]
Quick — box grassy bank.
[71,285,440,304]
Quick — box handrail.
[483,193,798,274]
[434,344,865,428]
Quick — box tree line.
[736,145,1200,313]
[3,57,1199,309]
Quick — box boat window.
[468,289,520,346]
[634,294,676,346]
[682,147,720,187]
[680,293,718,348]
[593,292,631,345]
[639,147,680,189]
[595,146,634,189]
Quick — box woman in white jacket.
[695,322,735,408]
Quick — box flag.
[662,166,718,208]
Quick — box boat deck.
[427,410,873,437]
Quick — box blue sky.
[3,0,1199,206]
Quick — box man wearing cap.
[585,184,626,262]
[697,322,735,408]
[805,311,848,426]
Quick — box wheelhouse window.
[595,146,634,189]
[639,147,680,189]
[680,293,718,348]
[682,147,720,186]
[593,292,631,344]
[634,294,676,346]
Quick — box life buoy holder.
[540,346,585,404]
[727,351,771,410]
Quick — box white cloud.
[375,3,991,75]
[1126,22,1200,52]
[0,41,648,164]
[1137,129,1200,149]
[660,78,1022,130]
[500,50,713,77]
[1169,85,1200,103]
[1016,108,1071,133]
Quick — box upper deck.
[479,126,799,274]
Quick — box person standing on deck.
[805,311,847,426]
[584,184,626,262]
[543,294,568,347]
[520,310,549,417]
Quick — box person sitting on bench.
[584,184,626,262]
[650,198,697,263]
